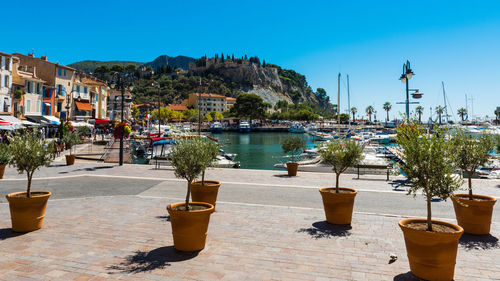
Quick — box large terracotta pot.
[0,164,6,179]
[319,187,357,225]
[6,191,51,232]
[167,202,214,252]
[452,194,497,235]
[190,180,221,208]
[399,218,463,281]
[65,154,76,165]
[286,162,299,176]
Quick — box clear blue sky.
[3,0,500,120]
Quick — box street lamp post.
[109,74,133,166]
[151,82,161,135]
[398,60,423,121]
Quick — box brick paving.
[1,195,499,280]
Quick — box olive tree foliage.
[452,129,494,200]
[199,139,219,184]
[318,140,363,193]
[62,131,81,155]
[0,142,12,165]
[396,121,462,231]
[170,138,219,210]
[280,136,306,163]
[9,132,52,197]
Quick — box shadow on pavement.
[156,215,171,222]
[59,166,115,174]
[0,228,27,240]
[459,233,499,250]
[393,272,423,280]
[297,221,351,239]
[390,179,410,191]
[273,174,293,178]
[107,246,198,274]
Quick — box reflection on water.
[210,132,317,170]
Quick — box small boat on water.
[239,121,251,133]
[289,122,305,133]
[309,131,333,141]
[210,122,223,133]
[305,123,320,133]
[371,132,391,144]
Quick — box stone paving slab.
[1,196,499,280]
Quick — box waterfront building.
[13,53,75,119]
[80,74,109,120]
[187,93,234,114]
[167,104,188,112]
[11,57,45,117]
[108,89,132,121]
[0,52,13,114]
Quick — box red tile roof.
[167,104,188,111]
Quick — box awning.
[0,121,11,125]
[25,115,53,126]
[72,122,94,128]
[94,119,110,125]
[0,115,26,129]
[75,101,92,111]
[43,115,61,125]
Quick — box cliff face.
[189,61,318,106]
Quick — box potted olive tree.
[6,132,52,232]
[168,138,215,252]
[190,139,221,208]
[396,122,463,281]
[0,143,12,179]
[451,129,496,235]
[280,136,306,176]
[318,139,363,225]
[63,131,81,165]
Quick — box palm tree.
[457,108,467,122]
[350,107,357,121]
[366,106,374,122]
[415,106,424,124]
[495,108,500,124]
[383,102,392,122]
[435,106,444,125]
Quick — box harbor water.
[209,132,317,170]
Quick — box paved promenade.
[0,162,499,280]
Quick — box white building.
[0,52,13,114]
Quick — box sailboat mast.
[347,74,350,128]
[442,82,448,123]
[338,73,341,138]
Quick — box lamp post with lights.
[398,60,423,121]
[109,75,134,166]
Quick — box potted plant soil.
[318,139,363,225]
[396,122,463,281]
[168,138,215,252]
[6,132,52,232]
[189,139,221,208]
[280,136,306,176]
[0,143,12,179]
[63,131,81,165]
[451,129,496,235]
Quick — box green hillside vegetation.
[68,60,144,73]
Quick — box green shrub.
[452,129,494,200]
[318,140,363,192]
[396,121,462,231]
[9,132,52,197]
[0,142,12,165]
[170,138,219,210]
[62,131,81,154]
[280,136,306,163]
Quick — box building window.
[6,58,10,71]
[37,101,41,113]
[84,87,88,94]
[36,83,40,95]
[57,102,62,112]
[64,69,66,76]
[76,85,80,93]
[26,100,31,113]
[58,68,62,76]
[4,75,9,88]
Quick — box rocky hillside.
[68,61,144,73]
[190,58,319,106]
[144,55,195,70]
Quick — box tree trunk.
[335,173,340,193]
[439,115,442,125]
[27,172,33,198]
[468,171,473,200]
[352,112,355,121]
[426,187,432,231]
[202,171,205,185]
[418,113,422,124]
[386,111,389,122]
[185,181,191,210]
[369,114,372,122]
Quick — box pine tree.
[244,54,248,60]
[263,59,266,67]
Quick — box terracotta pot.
[190,180,221,208]
[65,155,76,165]
[399,218,463,281]
[286,162,299,176]
[6,191,51,232]
[167,202,214,252]
[319,187,357,225]
[0,164,6,179]
[452,194,497,235]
